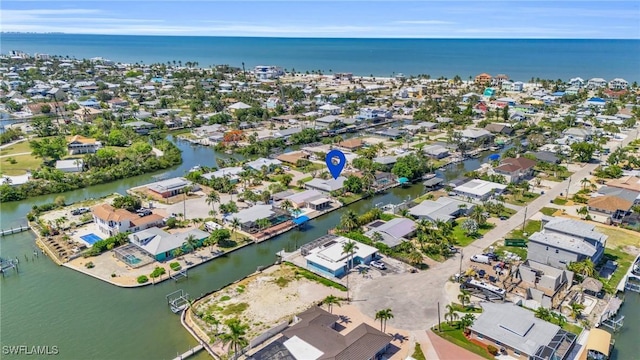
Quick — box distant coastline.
[2,33,639,81]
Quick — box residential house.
[228,101,251,113]
[193,124,225,137]
[493,74,509,85]
[423,144,449,159]
[245,158,282,172]
[337,138,364,151]
[92,203,164,237]
[128,227,209,261]
[408,196,473,222]
[147,177,199,198]
[577,329,612,360]
[458,128,493,144]
[527,216,608,269]
[274,127,303,139]
[364,217,416,248]
[587,78,607,89]
[276,151,309,166]
[67,135,102,155]
[201,167,243,183]
[284,190,333,211]
[314,115,345,129]
[305,177,346,194]
[511,81,524,92]
[484,123,514,135]
[493,157,537,183]
[123,120,156,135]
[404,121,437,133]
[469,303,576,360]
[317,104,341,115]
[605,176,640,193]
[246,306,392,360]
[253,65,283,80]
[569,77,585,88]
[608,78,628,90]
[373,156,398,170]
[563,127,592,141]
[372,172,397,190]
[453,179,507,201]
[516,260,574,309]
[73,107,103,122]
[358,108,392,120]
[588,187,640,223]
[46,87,66,100]
[108,98,129,109]
[223,204,290,233]
[303,235,378,278]
[585,97,606,107]
[475,73,492,85]
[55,159,84,173]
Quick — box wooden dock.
[0,225,30,237]
[172,345,204,360]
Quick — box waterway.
[0,138,636,359]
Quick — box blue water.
[80,233,102,245]
[2,34,639,81]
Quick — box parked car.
[478,269,486,278]
[483,252,500,261]
[448,246,459,253]
[499,216,508,220]
[71,207,90,216]
[470,254,491,264]
[370,260,386,270]
[137,209,152,217]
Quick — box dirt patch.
[191,264,345,342]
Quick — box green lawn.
[601,247,635,292]
[504,192,541,206]
[452,219,495,247]
[0,153,41,175]
[338,193,364,205]
[552,197,568,206]
[561,322,583,336]
[507,220,542,239]
[597,226,640,249]
[448,302,483,313]
[412,344,426,360]
[432,323,493,360]
[493,244,528,260]
[0,140,31,156]
[540,207,559,216]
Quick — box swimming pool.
[80,233,103,245]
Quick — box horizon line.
[1,32,638,41]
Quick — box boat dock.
[616,254,640,293]
[0,225,30,237]
[0,257,19,277]
[172,345,204,360]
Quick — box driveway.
[351,127,638,332]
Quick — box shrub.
[487,345,499,356]
[169,262,181,271]
[85,261,95,269]
[150,266,166,278]
[220,295,231,301]
[166,217,177,229]
[137,275,149,284]
[111,273,116,278]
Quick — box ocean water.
[2,34,639,82]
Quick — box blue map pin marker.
[325,149,346,179]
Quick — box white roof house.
[202,166,244,181]
[305,177,346,194]
[228,101,251,110]
[453,179,507,200]
[128,228,210,257]
[608,78,628,90]
[409,197,474,222]
[245,158,282,171]
[55,159,84,173]
[304,236,378,273]
[226,204,276,224]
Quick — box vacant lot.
[0,140,31,156]
[596,226,640,254]
[0,154,41,175]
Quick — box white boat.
[632,258,640,276]
[189,165,201,172]
[422,173,436,180]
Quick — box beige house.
[67,135,102,155]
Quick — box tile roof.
[92,204,138,222]
[499,157,537,171]
[68,135,98,144]
[588,195,633,212]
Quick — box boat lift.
[166,289,190,314]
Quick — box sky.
[1,1,639,39]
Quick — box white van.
[471,254,491,264]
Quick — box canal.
[0,138,635,359]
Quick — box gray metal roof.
[542,217,607,244]
[409,197,473,222]
[471,303,559,356]
[597,186,640,203]
[364,217,416,247]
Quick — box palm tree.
[203,312,221,335]
[534,307,552,321]
[406,249,423,266]
[339,210,359,231]
[469,206,488,226]
[444,304,459,325]
[342,240,358,301]
[323,295,341,314]
[374,308,394,332]
[457,289,471,309]
[569,302,585,320]
[182,184,194,219]
[206,191,220,212]
[172,247,184,258]
[552,312,567,327]
[577,206,590,219]
[580,177,591,190]
[573,259,595,277]
[231,217,241,235]
[459,313,475,332]
[255,218,271,231]
[219,318,249,356]
[183,234,199,253]
[371,232,384,243]
[280,199,294,212]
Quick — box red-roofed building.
[493,157,537,183]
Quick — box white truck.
[471,254,491,264]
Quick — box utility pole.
[437,302,442,332]
[565,176,572,200]
[459,248,464,280]
[522,207,528,232]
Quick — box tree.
[183,234,199,253]
[374,308,394,332]
[255,218,271,231]
[280,199,293,212]
[30,136,67,162]
[323,295,341,314]
[569,259,595,277]
[406,249,423,266]
[534,307,552,321]
[469,206,488,225]
[570,142,597,162]
[231,217,241,234]
[569,302,585,320]
[342,239,358,301]
[552,312,567,327]
[172,247,184,258]
[577,206,590,219]
[206,191,220,213]
[219,318,249,356]
[444,304,459,325]
[461,218,479,236]
[203,312,221,336]
[112,195,142,212]
[457,289,471,309]
[279,173,293,187]
[580,177,591,190]
[32,115,57,136]
[338,210,359,231]
[371,232,384,243]
[344,175,363,194]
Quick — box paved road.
[352,128,638,332]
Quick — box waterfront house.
[423,144,449,159]
[201,167,243,183]
[147,177,199,199]
[469,303,576,360]
[527,216,608,269]
[247,306,392,360]
[493,156,537,183]
[587,78,607,89]
[587,187,639,223]
[577,329,612,360]
[67,135,102,155]
[475,73,492,85]
[318,104,341,115]
[273,127,302,139]
[605,176,640,192]
[608,78,628,90]
[458,128,493,144]
[485,123,514,135]
[408,196,473,222]
[123,120,156,135]
[244,158,282,172]
[193,124,225,137]
[453,179,506,201]
[404,121,437,133]
[283,190,332,211]
[55,159,83,173]
[303,235,378,278]
[305,177,346,195]
[276,151,308,165]
[314,115,346,129]
[570,77,585,88]
[373,156,398,170]
[364,217,417,248]
[92,204,164,237]
[516,260,574,309]
[224,204,290,233]
[127,227,209,261]
[253,65,283,80]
